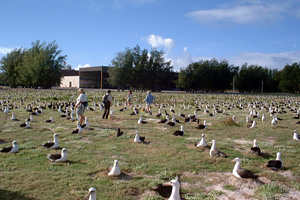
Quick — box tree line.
[0,40,66,89]
[108,45,176,91]
[1,41,300,93]
[177,60,300,93]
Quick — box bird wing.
[0,146,13,152]
[47,153,61,161]
[42,142,55,148]
[237,168,258,179]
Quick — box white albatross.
[47,148,67,162]
[108,160,121,176]
[232,157,258,179]
[84,187,97,200]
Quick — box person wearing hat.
[75,88,88,125]
[102,90,112,119]
[143,90,155,115]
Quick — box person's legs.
[79,114,84,124]
[105,103,110,119]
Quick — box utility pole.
[233,76,235,91]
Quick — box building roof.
[61,69,79,76]
[79,66,110,72]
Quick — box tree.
[0,48,24,87]
[108,45,174,91]
[177,59,237,92]
[278,63,300,93]
[20,40,67,88]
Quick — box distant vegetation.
[1,41,300,93]
[0,40,66,89]
[108,45,176,91]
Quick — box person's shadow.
[0,189,36,200]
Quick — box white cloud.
[146,34,175,53]
[187,5,283,24]
[228,51,300,69]
[0,47,14,55]
[168,49,300,71]
[75,63,91,70]
[169,47,192,71]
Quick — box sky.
[0,0,300,71]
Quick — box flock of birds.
[1,91,300,199]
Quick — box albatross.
[42,133,59,149]
[266,152,282,170]
[84,187,97,200]
[173,125,184,136]
[47,148,67,162]
[250,139,261,155]
[108,160,121,176]
[293,130,300,140]
[0,141,19,153]
[232,157,258,179]
[134,131,145,143]
[209,140,227,157]
[162,176,182,200]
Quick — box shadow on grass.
[259,152,273,159]
[0,189,36,200]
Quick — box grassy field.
[0,89,300,200]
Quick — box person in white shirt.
[75,88,87,125]
[102,90,112,119]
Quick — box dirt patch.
[233,139,252,145]
[182,172,272,200]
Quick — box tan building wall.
[60,76,80,88]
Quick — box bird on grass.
[195,134,210,148]
[10,112,19,121]
[20,119,30,128]
[138,116,147,124]
[173,125,184,136]
[42,133,59,149]
[134,131,145,143]
[45,117,54,123]
[232,157,258,179]
[84,187,97,200]
[116,128,123,137]
[209,140,227,157]
[71,122,83,134]
[159,115,169,124]
[108,160,121,176]
[196,120,207,129]
[47,148,67,162]
[0,141,19,153]
[81,117,89,129]
[250,139,261,155]
[266,152,282,170]
[161,176,183,200]
[293,130,300,140]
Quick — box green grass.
[255,183,286,200]
[0,89,300,199]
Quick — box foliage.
[177,59,238,91]
[108,45,175,91]
[0,40,66,88]
[0,48,25,87]
[278,63,300,93]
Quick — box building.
[60,66,111,89]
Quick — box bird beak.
[230,159,235,162]
[84,192,91,200]
[162,182,172,186]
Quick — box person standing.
[75,88,87,125]
[102,90,112,119]
[127,90,132,106]
[143,90,155,115]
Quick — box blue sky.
[0,0,300,71]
